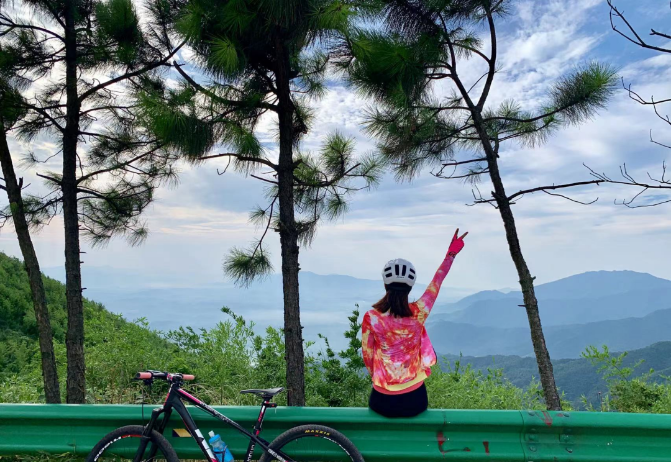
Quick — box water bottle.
[208,431,234,462]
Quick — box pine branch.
[76,146,163,184]
[78,40,187,102]
[173,62,277,112]
[476,11,497,110]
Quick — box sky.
[1,0,670,293]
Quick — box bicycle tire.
[86,425,179,462]
[259,424,364,462]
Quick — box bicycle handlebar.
[134,371,195,382]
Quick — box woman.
[362,229,468,417]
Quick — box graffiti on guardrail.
[436,430,492,455]
[436,430,471,454]
[531,410,571,426]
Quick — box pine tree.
[0,0,182,402]
[139,0,380,405]
[341,0,618,410]
[0,51,61,403]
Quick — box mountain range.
[41,265,474,351]
[41,265,670,357]
[428,309,670,358]
[431,270,670,325]
[428,270,670,357]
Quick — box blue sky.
[1,0,670,292]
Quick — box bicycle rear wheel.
[259,424,364,462]
[86,425,179,462]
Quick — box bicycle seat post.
[255,398,276,434]
[241,397,276,462]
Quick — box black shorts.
[368,383,428,418]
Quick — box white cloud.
[1,0,669,295]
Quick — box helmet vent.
[401,265,407,276]
[395,264,400,276]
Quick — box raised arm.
[416,229,467,320]
[361,311,376,376]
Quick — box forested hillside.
[439,342,671,408]
[1,252,669,413]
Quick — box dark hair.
[373,283,413,317]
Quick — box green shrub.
[582,345,671,413]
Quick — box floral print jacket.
[362,254,456,389]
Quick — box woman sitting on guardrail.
[362,229,468,417]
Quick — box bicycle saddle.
[240,387,285,399]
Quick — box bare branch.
[200,152,277,170]
[649,129,671,149]
[250,173,278,185]
[252,195,278,257]
[35,172,62,185]
[540,189,598,205]
[506,180,604,202]
[650,29,671,39]
[608,0,671,53]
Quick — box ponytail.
[373,283,413,317]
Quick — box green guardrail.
[0,404,669,461]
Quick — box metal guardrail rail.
[0,404,669,461]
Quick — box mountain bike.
[86,371,364,462]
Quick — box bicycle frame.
[138,381,291,462]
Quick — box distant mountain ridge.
[428,309,671,358]
[39,263,671,356]
[431,270,670,326]
[40,265,474,352]
[427,270,671,358]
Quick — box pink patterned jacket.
[362,254,456,390]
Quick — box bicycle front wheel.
[86,425,179,462]
[259,424,364,462]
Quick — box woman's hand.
[447,228,468,257]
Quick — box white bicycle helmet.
[382,258,416,287]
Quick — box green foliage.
[95,0,144,64]
[223,245,274,287]
[427,357,547,410]
[437,343,671,410]
[135,0,381,287]
[306,306,370,407]
[341,1,618,180]
[1,0,183,252]
[2,253,666,414]
[582,345,671,414]
[343,30,443,107]
[136,84,216,160]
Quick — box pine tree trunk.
[62,0,86,404]
[275,33,306,406]
[471,112,562,410]
[0,123,61,404]
[449,15,561,409]
[486,160,561,410]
